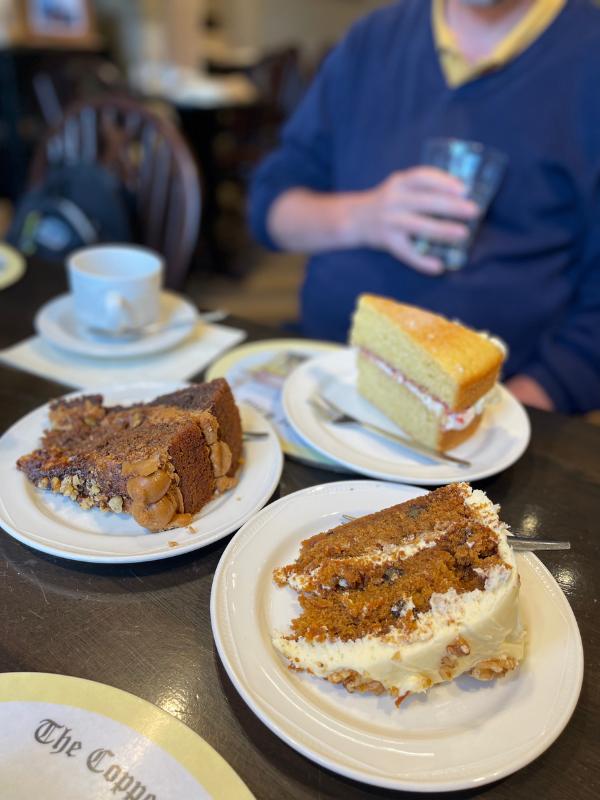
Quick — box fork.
[242,431,270,440]
[310,393,471,467]
[86,308,228,340]
[339,514,570,552]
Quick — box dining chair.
[29,94,201,288]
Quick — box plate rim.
[0,382,283,564]
[0,671,255,799]
[282,348,531,485]
[211,479,584,792]
[34,291,198,359]
[206,337,346,470]
[205,337,343,381]
[0,242,26,290]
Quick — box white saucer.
[35,292,199,359]
[211,480,583,792]
[282,348,531,485]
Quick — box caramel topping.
[131,493,176,532]
[173,485,184,514]
[215,475,237,493]
[127,469,171,504]
[165,513,193,529]
[193,410,219,445]
[210,440,232,477]
[122,453,161,477]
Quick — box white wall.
[0,0,19,44]
[212,0,389,61]
[96,0,206,71]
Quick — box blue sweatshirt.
[249,0,600,414]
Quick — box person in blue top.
[249,0,600,414]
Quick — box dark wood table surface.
[1,260,599,799]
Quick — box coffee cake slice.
[17,380,243,532]
[273,484,525,705]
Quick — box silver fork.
[339,514,570,552]
[86,309,228,340]
[310,393,471,467]
[242,431,270,441]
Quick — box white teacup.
[68,245,163,335]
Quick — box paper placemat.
[0,322,246,389]
[0,672,254,800]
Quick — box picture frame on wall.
[16,0,101,48]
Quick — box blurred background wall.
[209,0,386,62]
[0,0,388,323]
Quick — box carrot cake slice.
[272,483,525,705]
[17,379,242,532]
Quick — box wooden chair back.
[29,94,201,288]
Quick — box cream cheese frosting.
[272,486,526,702]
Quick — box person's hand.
[505,375,554,411]
[357,167,480,274]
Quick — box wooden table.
[1,262,599,799]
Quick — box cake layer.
[273,484,525,704]
[150,379,242,480]
[350,294,504,410]
[356,354,482,450]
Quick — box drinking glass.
[413,138,508,270]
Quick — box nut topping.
[446,636,471,658]
[108,496,124,513]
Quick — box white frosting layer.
[359,349,495,431]
[273,486,525,698]
[287,535,438,593]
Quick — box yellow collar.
[432,0,566,88]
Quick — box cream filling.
[287,536,439,592]
[359,348,495,432]
[273,571,524,696]
[273,486,525,697]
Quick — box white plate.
[211,480,583,793]
[206,338,345,469]
[282,348,531,485]
[0,382,283,563]
[35,292,199,358]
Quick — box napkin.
[0,322,246,389]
